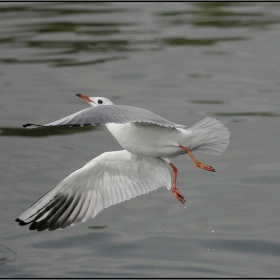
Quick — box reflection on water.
[0,56,126,68]
[160,36,244,47]
[189,100,228,105]
[0,125,95,137]
[214,112,280,117]
[2,2,280,67]
[159,2,280,28]
[88,225,107,230]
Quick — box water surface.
[1,2,280,277]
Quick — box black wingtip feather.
[22,123,32,128]
[22,123,43,128]
[15,218,29,226]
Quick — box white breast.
[105,123,189,157]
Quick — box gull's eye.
[98,99,103,104]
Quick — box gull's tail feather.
[186,117,230,155]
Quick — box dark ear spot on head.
[98,99,103,104]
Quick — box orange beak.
[76,93,94,104]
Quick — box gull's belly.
[106,123,189,157]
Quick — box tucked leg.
[169,163,186,204]
[179,145,215,172]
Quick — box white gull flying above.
[16,94,230,231]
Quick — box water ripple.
[0,244,17,265]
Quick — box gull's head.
[76,94,114,107]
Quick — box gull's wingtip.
[22,123,43,128]
[15,217,28,226]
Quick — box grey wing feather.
[25,105,186,129]
[15,150,171,231]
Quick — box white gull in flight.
[16,94,230,231]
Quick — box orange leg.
[179,145,215,172]
[169,163,186,204]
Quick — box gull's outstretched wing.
[23,105,186,129]
[16,150,171,231]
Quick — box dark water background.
[1,2,280,277]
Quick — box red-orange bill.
[76,93,93,103]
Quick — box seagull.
[16,94,230,231]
